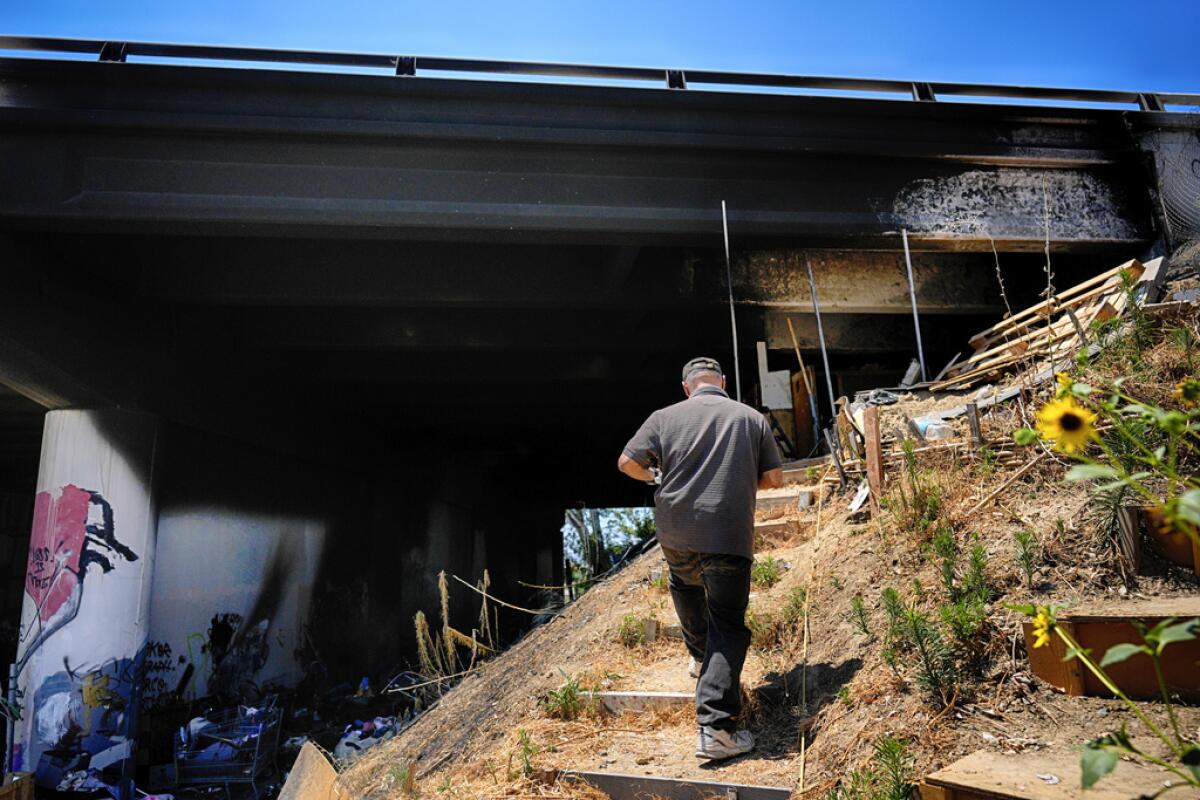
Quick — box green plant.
[746,610,780,650]
[890,439,943,540]
[880,587,905,642]
[978,446,998,477]
[618,614,646,648]
[507,729,539,780]
[752,555,783,588]
[931,526,958,595]
[1014,370,1200,550]
[648,571,669,593]
[1011,605,1200,793]
[939,596,987,642]
[911,578,925,602]
[783,585,809,625]
[1014,530,1039,587]
[806,465,821,482]
[541,673,596,720]
[390,764,419,797]
[837,685,851,705]
[830,574,843,590]
[1169,326,1196,371]
[824,734,915,800]
[850,595,871,636]
[900,607,957,705]
[962,542,989,601]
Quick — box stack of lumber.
[931,260,1145,392]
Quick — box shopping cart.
[175,696,281,797]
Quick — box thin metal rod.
[786,317,822,441]
[721,201,742,402]
[804,257,837,419]
[901,229,928,382]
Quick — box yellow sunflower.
[1031,607,1054,649]
[1036,397,1097,454]
[1054,371,1073,398]
[1174,379,1200,409]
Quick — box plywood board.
[923,749,1200,800]
[279,742,339,800]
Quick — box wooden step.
[1023,598,1200,700]
[584,691,692,713]
[755,485,816,516]
[754,518,795,549]
[567,771,792,800]
[919,749,1200,800]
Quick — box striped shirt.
[622,385,782,558]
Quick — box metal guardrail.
[0,35,1197,111]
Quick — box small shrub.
[939,596,987,642]
[850,595,871,636]
[1014,529,1039,587]
[900,608,957,705]
[618,614,646,648]
[752,556,782,589]
[806,465,821,482]
[911,578,925,602]
[880,587,905,642]
[746,610,780,650]
[508,729,539,780]
[890,440,943,540]
[824,734,915,800]
[830,574,843,590]
[962,542,990,601]
[783,585,809,625]
[931,526,958,595]
[390,764,419,798]
[837,685,851,705]
[542,674,596,720]
[978,446,998,477]
[648,571,669,593]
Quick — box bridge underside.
[0,56,1178,695]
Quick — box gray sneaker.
[688,657,700,679]
[695,726,753,760]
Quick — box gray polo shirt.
[622,385,782,559]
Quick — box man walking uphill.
[617,357,784,761]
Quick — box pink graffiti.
[26,485,89,625]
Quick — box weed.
[541,673,596,720]
[806,465,821,482]
[911,578,925,602]
[512,730,538,780]
[837,685,851,705]
[978,446,998,477]
[746,610,780,650]
[618,614,646,648]
[390,763,419,798]
[437,776,454,795]
[783,585,809,626]
[648,571,669,593]
[850,595,871,636]
[962,542,990,601]
[830,574,843,590]
[1168,326,1195,371]
[1014,530,1039,587]
[752,555,782,589]
[939,595,987,642]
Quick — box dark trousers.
[661,545,752,731]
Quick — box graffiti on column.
[13,484,142,789]
[18,485,139,675]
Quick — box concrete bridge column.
[12,409,163,799]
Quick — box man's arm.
[758,467,784,490]
[618,453,655,482]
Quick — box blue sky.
[2,0,1197,93]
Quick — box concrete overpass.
[0,36,1195,792]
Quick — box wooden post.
[965,402,982,450]
[823,428,847,490]
[863,406,884,517]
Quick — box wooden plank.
[965,403,981,450]
[755,486,815,516]
[863,406,883,517]
[279,742,339,800]
[1114,507,1141,571]
[924,748,1200,800]
[1023,621,1085,696]
[585,691,692,714]
[567,771,793,800]
[1025,599,1200,700]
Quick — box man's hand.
[757,467,784,490]
[618,453,656,483]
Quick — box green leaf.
[1099,642,1149,667]
[1071,382,1094,397]
[1066,464,1119,482]
[1013,427,1041,446]
[1177,489,1200,527]
[1182,744,1200,781]
[1080,744,1119,790]
[1005,603,1037,616]
[1156,618,1200,652]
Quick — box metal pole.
[720,201,742,402]
[804,257,838,420]
[901,228,928,381]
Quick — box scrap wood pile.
[824,258,1166,493]
[932,258,1150,392]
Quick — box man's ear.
[682,381,691,397]
[720,375,727,390]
